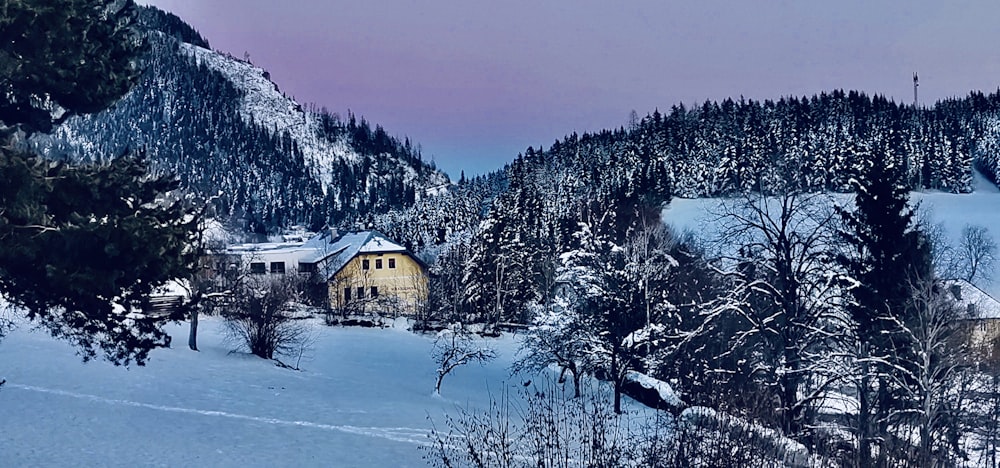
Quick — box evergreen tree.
[0,0,142,136]
[0,0,200,365]
[837,152,932,467]
[0,150,200,364]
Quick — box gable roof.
[299,230,425,281]
[944,279,1000,320]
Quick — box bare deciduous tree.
[513,299,588,398]
[957,224,997,285]
[930,223,997,285]
[711,190,846,439]
[624,218,678,370]
[432,326,496,395]
[882,278,973,466]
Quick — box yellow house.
[300,231,428,317]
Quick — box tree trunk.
[876,376,889,468]
[612,349,622,414]
[188,308,199,351]
[780,347,801,437]
[858,359,872,468]
[990,374,1000,468]
[613,382,622,414]
[559,364,582,398]
[919,418,930,467]
[435,372,445,395]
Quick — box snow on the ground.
[663,168,1000,297]
[0,317,528,467]
[7,171,999,466]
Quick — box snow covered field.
[0,317,524,467]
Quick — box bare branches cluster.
[212,271,312,362]
[433,326,497,395]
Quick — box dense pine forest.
[377,87,1000,327]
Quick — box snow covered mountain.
[30,6,449,233]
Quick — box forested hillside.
[381,88,1000,331]
[29,7,447,233]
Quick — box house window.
[270,262,285,274]
[357,286,365,299]
[298,262,316,274]
[371,286,379,298]
[388,258,396,269]
[362,259,370,270]
[375,258,383,269]
[344,287,351,302]
[250,262,266,275]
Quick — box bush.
[219,275,310,361]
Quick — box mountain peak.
[30,15,448,234]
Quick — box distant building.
[218,239,323,277]
[206,230,428,317]
[301,230,429,317]
[944,279,1000,357]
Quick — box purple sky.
[138,0,1000,179]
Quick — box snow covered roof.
[218,230,420,280]
[299,230,421,280]
[224,241,315,256]
[944,279,1000,320]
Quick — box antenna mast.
[913,72,919,108]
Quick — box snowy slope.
[0,317,521,467]
[35,29,451,224]
[663,168,1000,297]
[181,43,441,194]
[0,313,828,467]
